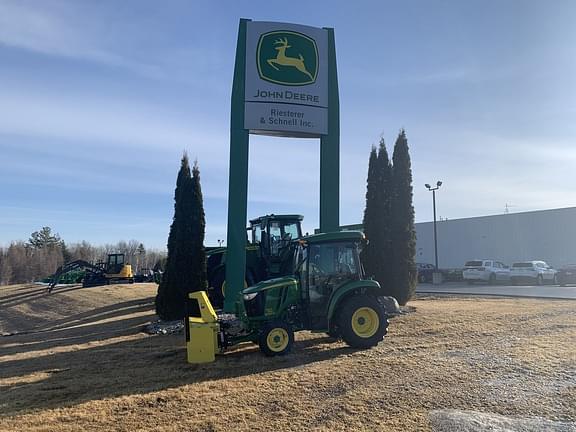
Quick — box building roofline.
[416,206,576,225]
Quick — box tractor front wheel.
[258,321,294,357]
[338,295,388,349]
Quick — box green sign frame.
[224,19,340,313]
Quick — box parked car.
[555,264,576,286]
[441,268,464,282]
[462,259,510,284]
[510,261,557,285]
[417,263,435,283]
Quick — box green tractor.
[186,230,389,362]
[206,214,303,308]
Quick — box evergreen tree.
[189,160,207,296]
[361,139,393,293]
[28,227,61,249]
[155,154,207,320]
[390,130,417,305]
[361,146,379,276]
[374,140,393,292]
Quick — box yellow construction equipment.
[48,253,134,292]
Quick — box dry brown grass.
[0,284,574,431]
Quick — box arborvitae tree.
[375,140,393,292]
[361,146,379,277]
[189,160,207,297]
[362,139,393,293]
[390,130,417,305]
[155,154,207,320]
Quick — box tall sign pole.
[225,20,339,313]
[320,28,339,233]
[225,19,250,313]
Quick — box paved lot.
[417,282,576,299]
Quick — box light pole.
[425,181,442,271]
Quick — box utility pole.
[425,181,442,274]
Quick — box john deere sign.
[245,22,328,136]
[225,19,339,313]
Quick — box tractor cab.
[106,253,126,274]
[248,214,303,278]
[205,214,303,308]
[294,231,365,329]
[102,253,133,280]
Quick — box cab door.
[306,243,335,329]
[306,242,359,329]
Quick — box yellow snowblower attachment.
[185,291,219,363]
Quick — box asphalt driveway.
[416,282,576,299]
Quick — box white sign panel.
[244,21,328,137]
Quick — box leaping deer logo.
[267,37,314,81]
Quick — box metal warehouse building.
[416,207,576,268]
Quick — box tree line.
[0,226,166,285]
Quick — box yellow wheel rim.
[351,307,379,338]
[221,279,248,298]
[266,328,289,352]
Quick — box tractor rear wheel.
[258,321,294,357]
[210,269,254,309]
[338,295,388,349]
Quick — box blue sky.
[0,0,575,249]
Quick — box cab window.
[253,224,263,244]
[309,242,358,278]
[282,222,300,241]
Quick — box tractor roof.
[249,214,304,225]
[303,230,364,244]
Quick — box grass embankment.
[0,283,574,431]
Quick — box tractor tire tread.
[258,321,294,357]
[338,295,388,349]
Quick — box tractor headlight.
[243,292,258,301]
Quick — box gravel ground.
[0,284,574,431]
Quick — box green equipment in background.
[206,214,303,308]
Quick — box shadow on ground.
[0,284,85,309]
[0,299,154,356]
[0,297,354,415]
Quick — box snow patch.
[430,409,575,432]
